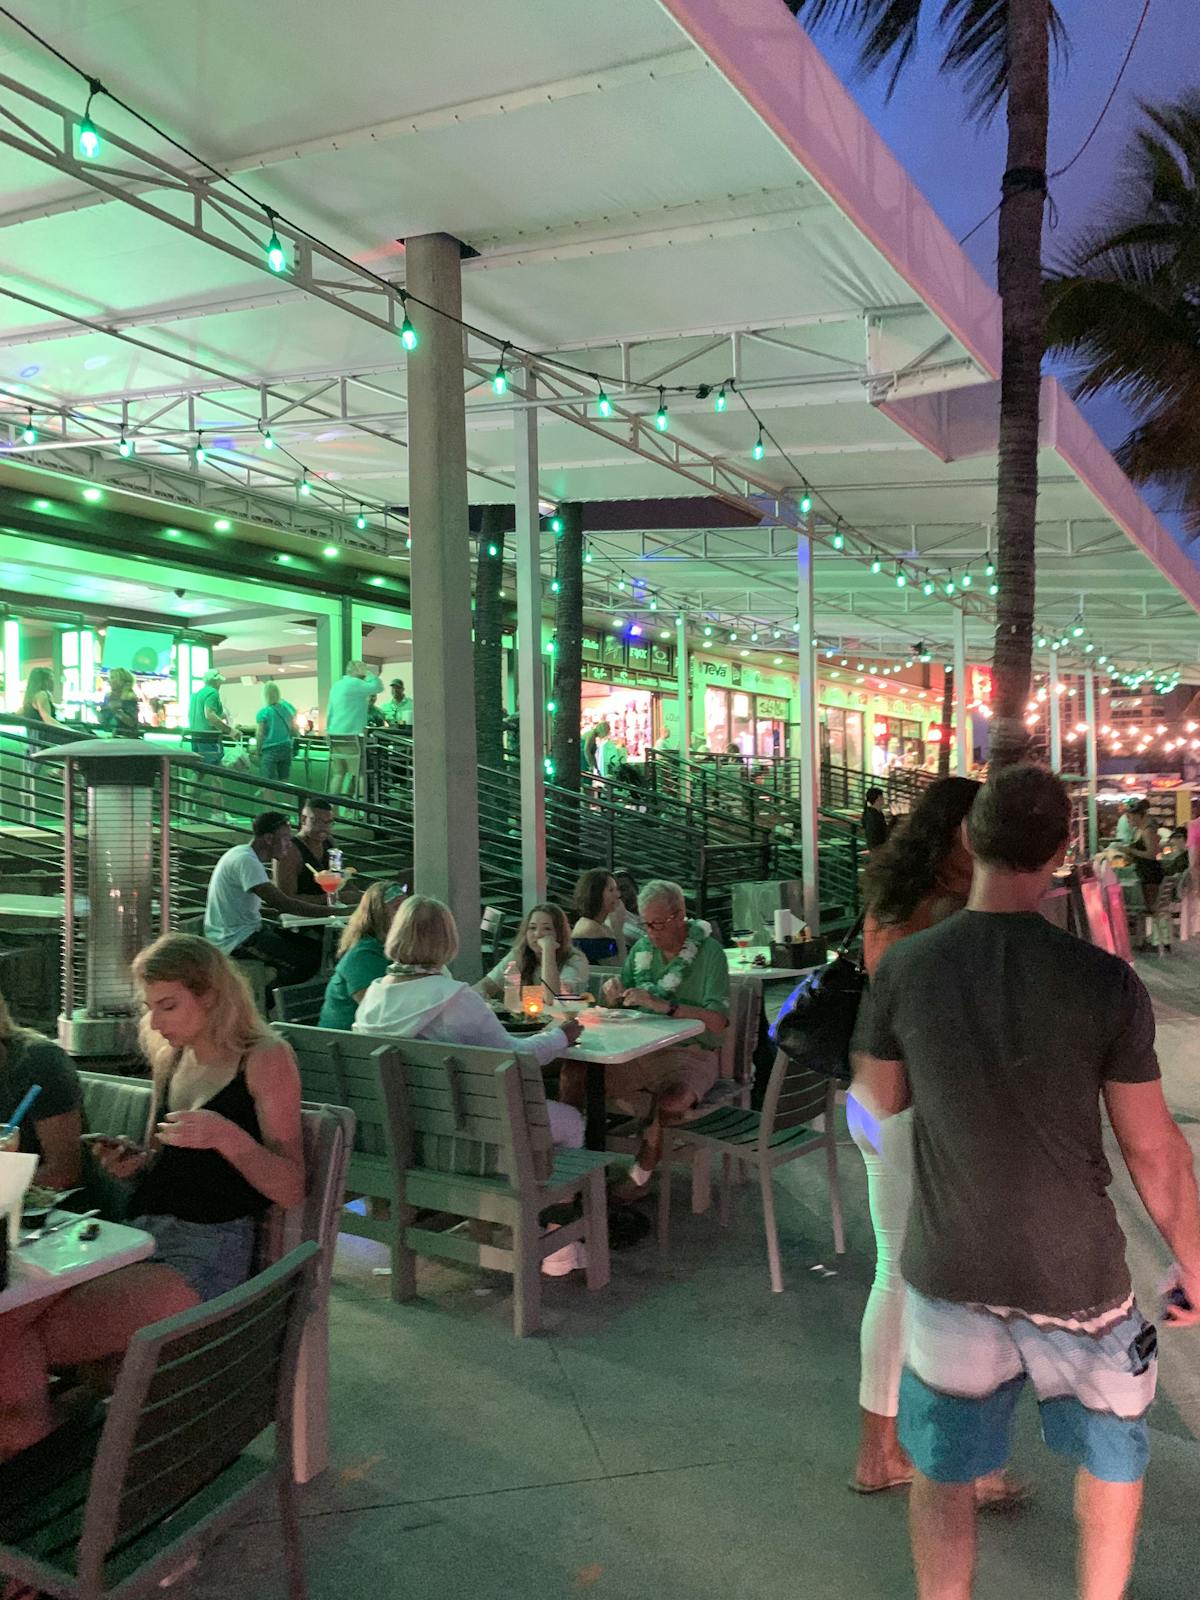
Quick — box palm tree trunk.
[989,0,1050,770]
[473,505,507,770]
[550,503,584,793]
[938,667,953,778]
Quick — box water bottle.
[328,847,343,873]
[503,961,522,1015]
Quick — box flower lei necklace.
[633,919,705,998]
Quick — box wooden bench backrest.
[373,1035,553,1185]
[276,1025,552,1181]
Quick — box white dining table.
[725,946,824,983]
[561,1012,704,1150]
[1,1216,155,1315]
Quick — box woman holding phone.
[0,934,305,1460]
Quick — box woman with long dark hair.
[848,777,1017,1505]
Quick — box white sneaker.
[541,1240,586,1276]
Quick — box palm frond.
[789,1,1066,120]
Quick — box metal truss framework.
[0,70,1190,675]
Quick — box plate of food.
[22,1183,81,1221]
[586,1007,641,1024]
[501,1017,549,1036]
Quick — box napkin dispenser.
[769,936,828,969]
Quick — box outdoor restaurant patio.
[165,957,1200,1600]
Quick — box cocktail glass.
[732,929,754,967]
[312,869,344,908]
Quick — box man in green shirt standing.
[561,878,729,1195]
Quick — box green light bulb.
[356,512,367,530]
[961,573,972,588]
[989,582,999,596]
[832,533,844,550]
[549,513,563,535]
[923,580,935,596]
[1037,636,1047,648]
[399,315,418,351]
[546,700,557,714]
[486,543,498,557]
[21,421,36,445]
[299,478,312,497]
[597,390,611,418]
[118,434,133,458]
[551,579,560,593]
[79,115,100,159]
[584,550,593,563]
[323,545,338,559]
[945,580,956,595]
[715,387,727,413]
[871,559,882,574]
[262,430,275,449]
[896,571,907,588]
[752,433,764,461]
[491,363,508,396]
[985,560,995,577]
[655,402,669,432]
[276,552,292,565]
[266,230,286,273]
[799,494,813,515]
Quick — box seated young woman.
[98,933,306,1301]
[475,903,588,1001]
[320,879,408,1029]
[570,868,628,965]
[0,934,304,1460]
[354,895,585,1148]
[0,993,82,1191]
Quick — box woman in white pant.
[850,779,985,1492]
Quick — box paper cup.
[0,1150,38,1246]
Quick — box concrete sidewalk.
[185,962,1200,1600]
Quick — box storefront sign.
[696,656,741,687]
[757,696,789,720]
[601,633,625,666]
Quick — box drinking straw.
[2,1083,42,1135]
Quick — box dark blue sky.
[813,0,1196,538]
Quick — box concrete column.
[1085,668,1099,855]
[315,611,344,721]
[513,367,546,904]
[797,517,820,933]
[953,607,969,777]
[341,596,362,663]
[1049,652,1063,773]
[405,232,481,976]
[675,613,691,755]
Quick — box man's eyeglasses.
[644,910,683,932]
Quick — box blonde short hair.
[384,895,458,969]
[263,680,281,705]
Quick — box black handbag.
[768,911,868,1084]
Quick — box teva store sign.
[695,656,793,698]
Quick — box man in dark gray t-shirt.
[856,764,1200,1600]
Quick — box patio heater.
[32,742,201,1057]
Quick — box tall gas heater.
[32,741,200,1057]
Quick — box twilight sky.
[810,0,1198,540]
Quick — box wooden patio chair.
[657,1049,845,1293]
[272,976,328,1025]
[79,1072,352,1485]
[374,1037,618,1336]
[0,1243,319,1600]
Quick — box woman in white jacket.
[354,894,585,1150]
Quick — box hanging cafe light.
[264,210,286,274]
[78,78,102,159]
[398,292,418,351]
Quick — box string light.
[596,385,611,418]
[799,494,813,516]
[265,212,286,274]
[549,510,564,535]
[714,385,728,413]
[261,427,275,449]
[193,434,207,465]
[895,570,907,588]
[655,389,669,431]
[923,579,935,596]
[944,578,956,596]
[752,431,765,461]
[117,432,133,458]
[960,572,972,589]
[491,345,509,396]
[299,475,312,497]
[985,559,996,577]
[322,544,338,559]
[832,532,844,550]
[20,413,36,445]
[871,558,882,574]
[78,79,101,159]
[355,509,367,530]
[399,293,418,351]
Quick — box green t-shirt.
[188,684,225,736]
[318,936,390,1031]
[256,701,296,748]
[620,925,730,1049]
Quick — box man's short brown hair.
[967,764,1072,873]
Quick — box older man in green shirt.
[563,878,729,1196]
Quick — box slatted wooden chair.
[274,1023,400,1273]
[658,1048,845,1292]
[79,1072,353,1486]
[272,976,328,1025]
[374,1037,617,1336]
[0,1243,318,1600]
